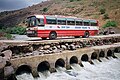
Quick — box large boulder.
[4,61,14,77]
[2,50,12,60]
[4,66,14,77]
[0,56,6,69]
[0,43,8,52]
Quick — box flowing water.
[16,53,120,80]
[16,73,34,80]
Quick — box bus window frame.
[46,16,57,24]
[90,20,97,26]
[83,20,90,26]
[66,18,75,25]
[75,19,83,26]
[57,17,66,25]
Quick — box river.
[16,53,120,80]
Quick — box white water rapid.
[16,53,120,80]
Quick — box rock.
[39,50,44,52]
[29,46,33,52]
[52,46,58,50]
[52,49,58,53]
[23,46,33,53]
[54,49,62,53]
[65,43,69,49]
[25,53,33,56]
[12,55,19,59]
[22,54,26,57]
[43,45,50,49]
[4,66,14,77]
[75,45,80,48]
[79,44,83,48]
[38,46,44,50]
[39,52,43,55]
[2,50,12,60]
[43,50,49,54]
[49,50,54,53]
[92,42,96,46]
[49,47,53,51]
[0,68,4,80]
[32,51,39,55]
[56,45,61,49]
[69,44,76,50]
[0,43,8,52]
[61,45,67,50]
[0,56,6,69]
[79,42,84,48]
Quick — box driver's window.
[36,18,44,26]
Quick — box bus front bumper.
[26,30,37,37]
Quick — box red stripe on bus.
[37,30,98,37]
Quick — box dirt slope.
[0,0,120,29]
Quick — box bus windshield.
[27,16,44,27]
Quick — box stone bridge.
[10,43,120,77]
[0,34,120,80]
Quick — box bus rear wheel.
[49,32,57,39]
[82,31,90,38]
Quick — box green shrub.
[69,0,80,2]
[10,27,26,35]
[70,0,74,2]
[103,13,109,19]
[0,28,6,33]
[4,33,12,39]
[0,26,26,35]
[100,7,106,14]
[43,7,48,12]
[103,21,117,28]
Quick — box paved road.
[12,34,120,41]
[0,34,119,46]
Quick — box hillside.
[0,0,120,29]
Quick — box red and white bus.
[26,14,99,39]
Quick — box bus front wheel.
[82,31,90,38]
[49,32,57,39]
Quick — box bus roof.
[29,14,97,22]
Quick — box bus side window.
[46,16,57,24]
[57,18,66,25]
[90,20,97,26]
[83,20,90,26]
[91,22,97,26]
[67,18,75,25]
[76,20,83,26]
